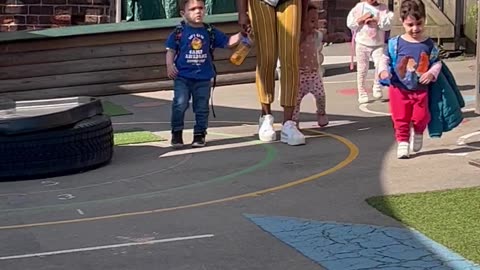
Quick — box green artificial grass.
[102,100,132,117]
[114,130,165,145]
[367,187,480,264]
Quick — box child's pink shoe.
[317,113,329,127]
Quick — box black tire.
[0,114,114,181]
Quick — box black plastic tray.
[0,96,104,135]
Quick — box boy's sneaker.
[281,120,306,145]
[358,92,369,104]
[411,132,423,152]
[317,113,329,127]
[192,133,206,148]
[372,87,383,99]
[258,114,276,142]
[171,131,184,149]
[397,142,410,159]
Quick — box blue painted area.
[245,214,480,270]
[463,95,475,104]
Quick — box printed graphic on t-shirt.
[392,38,435,90]
[186,34,208,66]
[396,52,429,79]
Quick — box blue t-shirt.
[390,37,437,90]
[165,23,229,81]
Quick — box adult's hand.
[238,12,251,33]
[236,0,251,33]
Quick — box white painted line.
[41,181,59,187]
[457,131,480,145]
[0,234,214,261]
[447,152,470,156]
[462,108,475,113]
[358,104,391,116]
[76,209,84,215]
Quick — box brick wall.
[312,0,359,43]
[327,0,359,42]
[0,0,111,32]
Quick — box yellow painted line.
[0,130,359,231]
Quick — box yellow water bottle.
[230,33,253,66]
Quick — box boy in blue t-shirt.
[166,0,241,148]
[378,0,441,159]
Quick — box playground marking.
[0,154,193,198]
[159,133,326,158]
[457,131,480,146]
[0,234,214,261]
[246,215,480,270]
[358,103,391,116]
[0,127,358,231]
[158,119,357,158]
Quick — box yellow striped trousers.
[248,0,301,107]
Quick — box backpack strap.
[203,23,218,118]
[387,35,399,67]
[203,23,216,59]
[174,21,185,58]
[378,35,399,86]
[429,43,440,64]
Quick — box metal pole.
[476,0,480,114]
[115,0,122,23]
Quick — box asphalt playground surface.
[0,60,479,270]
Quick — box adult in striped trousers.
[236,0,309,145]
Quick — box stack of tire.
[0,97,114,181]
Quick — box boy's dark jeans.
[171,77,211,135]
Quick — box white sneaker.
[397,142,410,159]
[258,114,276,142]
[281,120,306,145]
[358,92,369,104]
[411,132,423,152]
[372,87,383,99]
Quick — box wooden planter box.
[0,13,256,100]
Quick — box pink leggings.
[293,70,326,121]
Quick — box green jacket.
[427,63,465,138]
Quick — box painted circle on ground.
[0,127,277,215]
[463,95,475,104]
[0,126,359,230]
